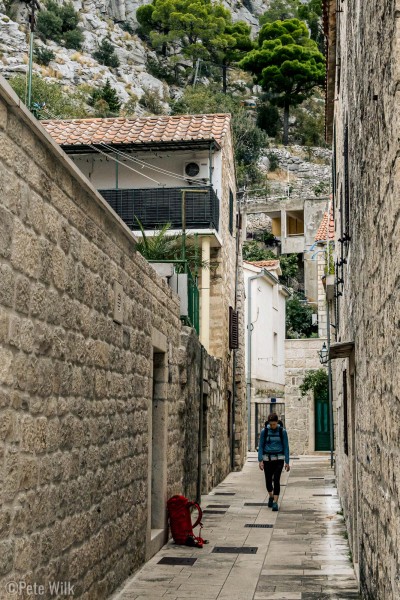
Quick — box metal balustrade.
[99,186,219,231]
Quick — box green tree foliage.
[286,292,317,338]
[138,88,165,114]
[3,0,18,20]
[9,74,88,119]
[256,102,281,137]
[242,242,299,282]
[260,0,324,51]
[89,80,121,116]
[137,0,252,91]
[64,29,84,50]
[240,19,325,145]
[299,368,328,397]
[259,0,299,24]
[135,219,209,274]
[33,46,55,66]
[211,21,254,93]
[172,86,267,187]
[37,1,83,49]
[93,38,120,68]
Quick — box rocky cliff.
[0,0,270,109]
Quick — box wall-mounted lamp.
[318,342,329,365]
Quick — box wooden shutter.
[229,307,239,350]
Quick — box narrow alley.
[111,456,360,600]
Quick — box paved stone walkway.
[111,455,360,600]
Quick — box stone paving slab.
[110,456,360,600]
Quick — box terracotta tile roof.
[245,259,280,269]
[315,204,335,242]
[41,114,231,148]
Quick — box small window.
[273,284,279,310]
[229,307,239,350]
[229,189,234,235]
[273,332,278,366]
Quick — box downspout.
[209,142,214,187]
[231,192,241,469]
[247,270,272,451]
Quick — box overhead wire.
[99,142,210,186]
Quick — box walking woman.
[258,413,290,511]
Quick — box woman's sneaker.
[268,496,274,508]
[272,502,279,511]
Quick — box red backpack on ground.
[167,495,207,548]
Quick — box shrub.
[33,46,55,66]
[139,88,164,114]
[93,38,120,68]
[63,28,84,50]
[257,102,280,137]
[286,293,317,339]
[9,73,89,118]
[36,1,83,49]
[89,79,121,116]
[4,0,18,20]
[120,21,135,35]
[121,95,138,117]
[59,2,79,32]
[299,369,329,398]
[267,151,280,171]
[37,8,63,42]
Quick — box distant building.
[244,194,329,303]
[243,259,289,449]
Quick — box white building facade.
[243,260,289,449]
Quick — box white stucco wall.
[244,263,287,390]
[70,148,223,198]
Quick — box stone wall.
[327,1,400,598]
[0,80,237,599]
[284,338,327,455]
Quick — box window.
[343,369,348,455]
[229,189,234,235]
[229,307,239,350]
[273,284,278,310]
[273,332,278,367]
[286,210,304,236]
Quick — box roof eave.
[60,138,221,154]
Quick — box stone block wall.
[0,81,238,599]
[284,338,327,455]
[327,1,400,598]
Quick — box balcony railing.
[99,186,219,231]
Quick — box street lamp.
[318,342,329,364]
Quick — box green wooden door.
[315,392,330,451]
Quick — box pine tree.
[93,38,120,68]
[90,80,121,116]
[239,19,325,145]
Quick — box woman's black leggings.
[263,459,284,496]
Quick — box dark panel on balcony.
[99,186,219,231]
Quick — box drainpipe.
[247,270,274,451]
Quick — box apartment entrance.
[315,390,330,450]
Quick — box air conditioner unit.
[183,159,209,180]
